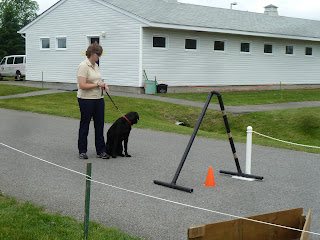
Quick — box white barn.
[18,0,320,92]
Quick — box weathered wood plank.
[188,208,307,240]
[300,209,311,240]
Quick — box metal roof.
[264,4,278,8]
[99,0,320,41]
[20,0,320,41]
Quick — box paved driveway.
[0,108,319,239]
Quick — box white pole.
[246,126,253,174]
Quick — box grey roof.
[19,0,320,41]
[100,0,320,40]
[264,4,278,8]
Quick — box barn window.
[241,42,250,53]
[40,38,50,49]
[214,41,225,51]
[264,44,273,54]
[185,39,197,50]
[286,46,294,55]
[56,37,67,49]
[305,47,313,56]
[153,36,166,48]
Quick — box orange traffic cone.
[203,166,216,187]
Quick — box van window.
[0,58,5,65]
[14,57,24,64]
[7,57,14,64]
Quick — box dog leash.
[106,92,132,125]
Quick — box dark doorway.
[89,37,100,65]
[91,38,99,44]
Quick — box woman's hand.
[78,77,109,92]
[102,82,109,92]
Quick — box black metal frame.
[154,90,263,193]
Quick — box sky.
[36,0,320,21]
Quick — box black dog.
[106,112,139,158]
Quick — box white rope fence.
[245,126,319,176]
[1,141,320,237]
[253,130,320,149]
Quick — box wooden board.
[188,208,308,240]
[300,209,311,240]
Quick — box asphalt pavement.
[0,81,320,239]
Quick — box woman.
[77,42,109,159]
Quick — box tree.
[0,0,38,59]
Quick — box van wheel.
[0,75,3,81]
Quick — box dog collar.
[124,116,132,125]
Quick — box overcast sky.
[37,0,320,21]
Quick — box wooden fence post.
[84,162,92,239]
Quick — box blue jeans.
[78,98,106,154]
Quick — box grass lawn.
[159,89,320,105]
[0,190,143,240]
[0,83,45,96]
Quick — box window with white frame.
[56,37,67,49]
[153,36,166,48]
[214,40,225,51]
[305,47,313,56]
[264,44,273,54]
[185,38,197,50]
[286,46,294,55]
[40,38,50,49]
[240,42,251,53]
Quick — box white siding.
[23,0,320,87]
[143,28,320,86]
[24,0,144,86]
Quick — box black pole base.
[220,170,263,180]
[154,180,193,193]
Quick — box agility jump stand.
[217,93,263,180]
[154,90,263,193]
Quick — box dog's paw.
[125,154,131,157]
[112,155,117,158]
[119,154,125,157]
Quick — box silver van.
[0,55,26,81]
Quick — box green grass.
[0,89,319,154]
[0,83,45,96]
[0,76,16,81]
[0,190,143,240]
[159,89,320,106]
